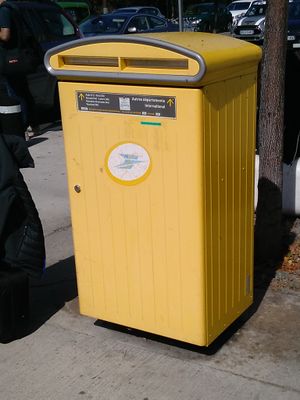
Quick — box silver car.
[232,0,266,43]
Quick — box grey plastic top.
[44,35,207,87]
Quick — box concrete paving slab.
[0,289,299,400]
[23,125,71,237]
[1,128,298,400]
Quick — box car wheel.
[227,22,233,33]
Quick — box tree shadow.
[1,256,78,343]
[253,176,297,321]
[252,49,300,322]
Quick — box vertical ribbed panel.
[60,82,207,345]
[59,74,257,346]
[203,75,257,343]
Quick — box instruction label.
[76,91,176,118]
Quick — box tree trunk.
[255,0,289,265]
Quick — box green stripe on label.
[140,121,162,126]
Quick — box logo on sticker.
[107,143,150,183]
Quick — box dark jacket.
[0,133,45,278]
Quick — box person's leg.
[12,77,40,139]
[6,76,29,128]
[0,77,25,139]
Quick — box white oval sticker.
[106,143,151,184]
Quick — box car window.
[63,6,90,24]
[127,16,148,32]
[113,8,137,14]
[22,8,76,42]
[147,16,166,29]
[228,2,251,11]
[108,17,127,32]
[80,16,126,34]
[246,4,266,17]
[141,8,158,16]
[80,17,104,34]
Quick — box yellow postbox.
[44,32,262,346]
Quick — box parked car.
[183,2,233,33]
[111,6,165,18]
[79,12,178,37]
[5,0,81,124]
[233,0,300,47]
[232,0,267,43]
[55,0,92,24]
[226,0,256,26]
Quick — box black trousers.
[0,266,29,342]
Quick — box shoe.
[26,125,40,139]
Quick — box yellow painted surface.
[59,75,257,346]
[52,33,261,346]
[202,75,257,343]
[60,83,206,345]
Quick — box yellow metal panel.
[59,82,207,345]
[59,73,257,346]
[203,74,257,343]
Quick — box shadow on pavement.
[94,274,283,356]
[2,256,78,343]
[95,275,276,356]
[94,317,246,356]
[26,120,62,148]
[27,137,48,147]
[39,120,62,133]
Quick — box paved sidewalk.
[1,128,299,400]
